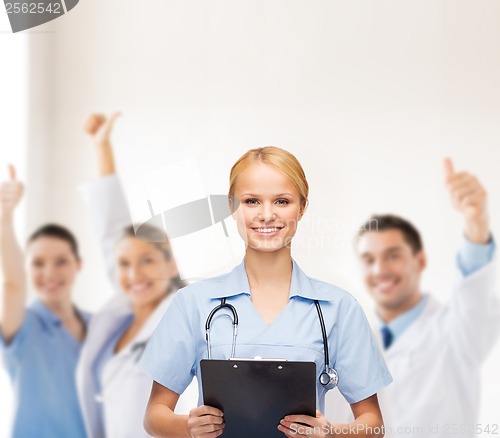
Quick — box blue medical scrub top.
[140,258,392,413]
[0,300,90,438]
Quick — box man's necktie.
[380,326,394,350]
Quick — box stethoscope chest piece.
[319,365,339,389]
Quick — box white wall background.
[1,0,499,435]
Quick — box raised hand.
[84,112,121,176]
[84,112,121,147]
[0,165,24,218]
[444,158,490,244]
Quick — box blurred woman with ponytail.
[77,113,198,438]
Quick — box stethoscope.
[205,298,339,390]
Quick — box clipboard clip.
[229,356,287,361]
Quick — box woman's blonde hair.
[228,146,309,207]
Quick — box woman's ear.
[298,199,309,221]
[169,258,179,277]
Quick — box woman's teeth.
[130,283,150,293]
[254,227,281,233]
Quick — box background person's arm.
[444,157,491,247]
[84,112,121,177]
[445,157,495,275]
[80,113,132,294]
[444,158,500,364]
[0,165,26,343]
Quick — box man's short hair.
[356,214,423,254]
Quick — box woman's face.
[232,162,305,252]
[27,237,81,303]
[115,237,178,307]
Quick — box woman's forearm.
[1,213,24,288]
[95,142,116,177]
[0,211,26,340]
[332,413,385,438]
[84,113,120,177]
[144,404,190,438]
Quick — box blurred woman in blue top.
[141,147,392,438]
[0,165,89,438]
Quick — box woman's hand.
[0,165,24,218]
[83,112,121,176]
[278,410,334,437]
[0,164,27,343]
[84,112,121,147]
[187,405,225,438]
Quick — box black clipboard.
[200,359,316,438]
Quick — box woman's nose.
[257,203,277,222]
[42,264,56,278]
[127,265,142,281]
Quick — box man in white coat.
[327,159,500,437]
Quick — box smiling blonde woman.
[140,146,392,438]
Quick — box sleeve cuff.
[0,324,27,365]
[343,372,393,405]
[457,235,496,277]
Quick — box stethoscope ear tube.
[314,300,339,389]
[205,298,239,359]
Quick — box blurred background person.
[77,113,198,438]
[327,159,499,437]
[0,165,89,438]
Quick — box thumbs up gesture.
[84,112,121,147]
[444,158,490,244]
[0,165,24,218]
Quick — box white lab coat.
[77,175,198,438]
[326,260,500,438]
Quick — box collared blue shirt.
[378,237,496,345]
[0,300,90,438]
[378,295,429,345]
[140,258,392,413]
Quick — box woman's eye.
[118,261,129,268]
[56,259,68,267]
[245,198,259,205]
[141,258,154,264]
[276,199,289,205]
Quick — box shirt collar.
[134,291,177,343]
[208,258,335,301]
[376,294,429,339]
[31,299,91,327]
[31,299,62,326]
